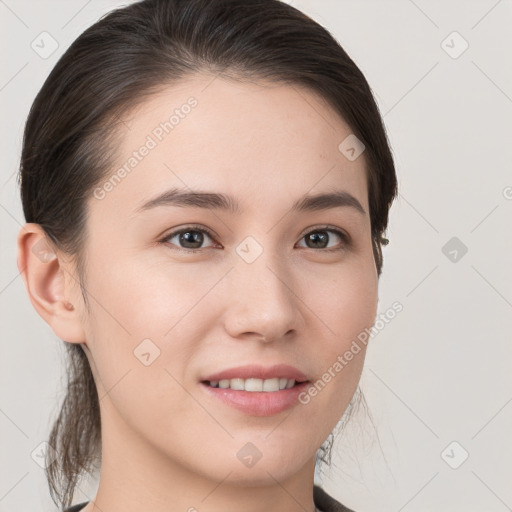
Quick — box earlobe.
[16,223,86,344]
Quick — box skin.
[17,74,378,512]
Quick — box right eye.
[159,225,219,253]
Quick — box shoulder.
[63,502,89,512]
[313,485,357,512]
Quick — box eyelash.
[158,224,351,254]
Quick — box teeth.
[208,377,297,391]
[230,378,245,391]
[284,379,296,389]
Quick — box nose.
[222,250,300,343]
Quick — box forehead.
[91,74,369,219]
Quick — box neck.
[80,399,319,512]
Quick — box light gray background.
[1,1,511,511]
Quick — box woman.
[16,0,397,510]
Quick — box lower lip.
[200,381,310,417]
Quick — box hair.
[17,0,397,508]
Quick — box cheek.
[297,252,377,400]
[300,255,378,345]
[86,253,217,335]
[82,254,229,388]
[80,258,207,432]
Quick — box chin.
[203,440,312,484]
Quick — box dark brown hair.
[17,0,397,508]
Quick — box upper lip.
[201,364,309,383]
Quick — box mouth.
[199,364,311,416]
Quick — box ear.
[16,223,86,344]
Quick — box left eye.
[160,226,349,252]
[296,228,349,251]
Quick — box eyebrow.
[133,187,366,216]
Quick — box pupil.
[308,231,327,249]
[181,231,203,248]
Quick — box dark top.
[63,485,355,511]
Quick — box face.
[69,74,378,487]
